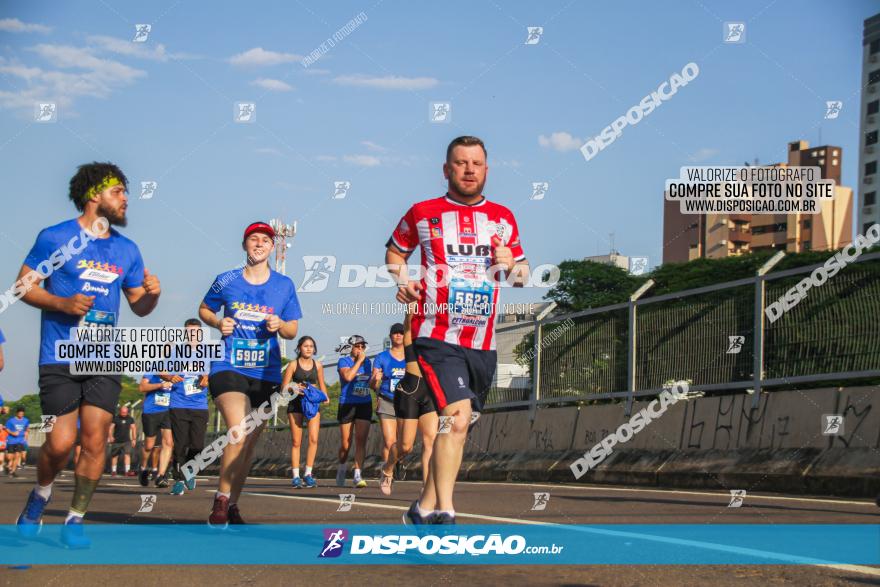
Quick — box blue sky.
[0,0,876,400]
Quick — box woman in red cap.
[198,221,303,528]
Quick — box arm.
[369,367,384,391]
[386,245,421,304]
[124,269,161,317]
[281,361,296,392]
[107,422,115,443]
[266,316,298,340]
[315,361,329,403]
[16,264,94,315]
[139,377,165,394]
[0,346,4,372]
[129,422,137,444]
[338,354,366,383]
[200,302,235,336]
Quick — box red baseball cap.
[243,221,276,241]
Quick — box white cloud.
[361,140,387,153]
[538,131,583,152]
[86,35,171,61]
[687,147,719,163]
[0,18,51,33]
[332,74,438,90]
[250,78,293,92]
[229,47,303,67]
[344,154,381,167]
[315,155,338,162]
[256,147,283,156]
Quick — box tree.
[544,260,646,312]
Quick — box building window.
[819,158,825,165]
[803,219,811,229]
[866,191,877,206]
[811,151,818,157]
[868,161,878,176]
[869,100,880,116]
[867,130,879,147]
[832,159,838,166]
[873,39,880,55]
[802,241,811,251]
[871,69,880,85]
[833,149,839,157]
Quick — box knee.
[399,442,414,456]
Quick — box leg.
[169,410,187,480]
[288,412,303,472]
[110,453,118,475]
[338,421,353,464]
[353,418,370,471]
[305,414,320,469]
[123,444,131,472]
[417,412,438,485]
[158,428,174,477]
[427,399,471,512]
[71,402,114,516]
[215,392,252,496]
[141,436,156,470]
[380,416,397,467]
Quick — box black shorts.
[413,337,497,413]
[38,364,122,416]
[337,402,372,423]
[286,395,303,414]
[209,370,279,407]
[169,408,209,453]
[393,372,437,419]
[6,444,26,454]
[109,441,132,457]
[142,411,171,437]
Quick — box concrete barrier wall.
[88,386,878,497]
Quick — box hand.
[161,381,173,390]
[352,346,364,359]
[396,281,421,304]
[198,375,209,388]
[219,317,236,336]
[491,236,514,272]
[143,268,161,296]
[265,314,282,333]
[170,375,184,383]
[61,294,95,317]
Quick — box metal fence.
[486,252,880,416]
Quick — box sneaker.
[402,500,435,525]
[208,495,229,529]
[335,466,347,487]
[291,477,303,489]
[379,470,393,496]
[433,513,455,525]
[185,476,197,491]
[303,474,317,488]
[138,469,150,487]
[155,474,169,488]
[355,478,367,489]
[170,480,186,495]
[11,470,17,478]
[111,472,118,478]
[61,516,91,549]
[16,489,50,537]
[151,470,158,481]
[228,503,245,525]
[125,470,137,477]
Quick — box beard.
[449,175,485,198]
[97,201,127,227]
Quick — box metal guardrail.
[485,252,880,416]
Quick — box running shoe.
[355,478,367,489]
[10,470,17,478]
[138,468,150,487]
[303,474,317,488]
[379,470,393,495]
[433,513,455,525]
[155,474,169,488]
[125,470,137,477]
[291,477,303,489]
[335,465,347,487]
[185,476,197,491]
[16,489,49,537]
[402,500,435,525]
[61,516,91,549]
[110,472,118,478]
[208,494,229,529]
[228,503,245,525]
[170,480,186,495]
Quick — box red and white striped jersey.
[388,194,526,351]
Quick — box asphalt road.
[0,467,877,586]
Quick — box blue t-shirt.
[0,328,5,344]
[24,219,145,365]
[338,355,373,405]
[373,350,406,401]
[202,269,302,383]
[170,374,208,410]
[142,373,171,414]
[5,416,29,444]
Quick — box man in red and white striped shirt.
[386,135,529,524]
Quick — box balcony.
[729,227,752,243]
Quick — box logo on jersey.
[319,528,348,558]
[81,282,110,296]
[430,227,443,238]
[77,259,123,284]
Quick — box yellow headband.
[83,175,122,202]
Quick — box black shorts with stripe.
[413,336,496,413]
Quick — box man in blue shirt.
[335,335,372,488]
[138,372,173,488]
[5,408,29,477]
[168,318,210,496]
[15,162,161,548]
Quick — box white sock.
[35,483,53,500]
[216,491,231,500]
[439,509,455,517]
[293,468,300,479]
[305,466,312,476]
[65,511,84,524]
[124,465,130,473]
[353,468,362,481]
[416,503,434,518]
[152,468,157,472]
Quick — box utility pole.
[269,219,297,361]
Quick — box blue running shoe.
[170,480,186,495]
[185,476,197,491]
[291,477,303,489]
[303,474,317,488]
[16,489,49,537]
[61,516,91,549]
[402,500,436,525]
[433,512,455,525]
